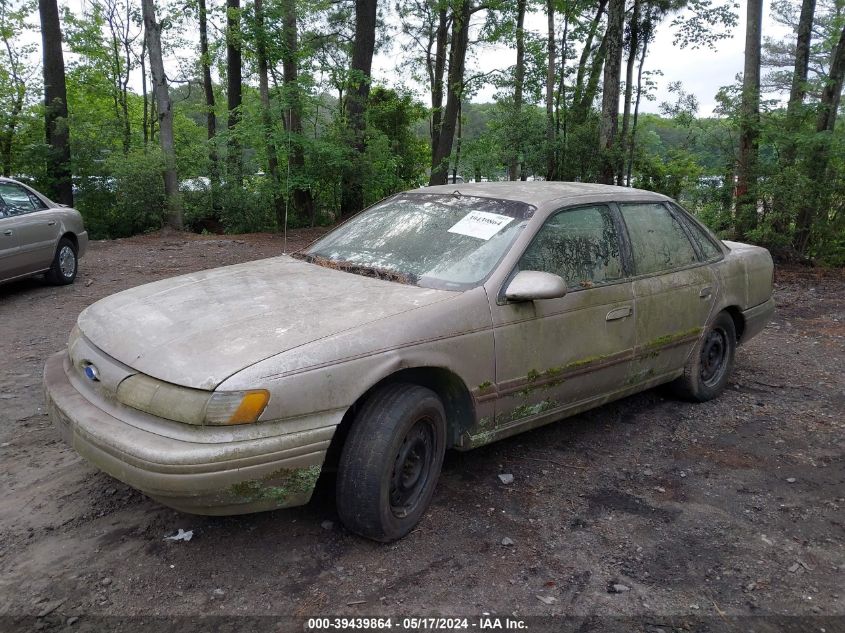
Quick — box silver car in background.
[0,177,88,286]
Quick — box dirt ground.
[0,230,843,632]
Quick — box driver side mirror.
[504,270,568,302]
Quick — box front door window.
[519,205,624,289]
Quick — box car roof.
[414,181,670,208]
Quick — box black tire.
[336,383,446,542]
[672,311,737,402]
[45,237,77,285]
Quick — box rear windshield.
[298,193,534,290]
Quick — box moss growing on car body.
[229,464,322,505]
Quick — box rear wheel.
[672,311,736,402]
[45,238,77,285]
[336,383,446,542]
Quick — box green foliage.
[366,87,429,189]
[217,178,277,234]
[76,148,167,239]
[0,0,39,176]
[5,0,840,268]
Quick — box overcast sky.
[371,2,791,116]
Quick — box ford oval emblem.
[82,363,100,382]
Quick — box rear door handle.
[606,306,633,321]
[699,287,712,298]
[47,220,56,226]
[3,230,12,236]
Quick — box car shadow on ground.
[0,276,51,298]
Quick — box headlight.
[116,374,269,426]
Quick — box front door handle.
[3,230,12,236]
[606,306,633,321]
[699,286,713,298]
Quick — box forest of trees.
[1,0,844,263]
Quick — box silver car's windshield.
[298,193,534,290]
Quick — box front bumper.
[44,351,340,515]
[740,297,775,344]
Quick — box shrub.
[75,149,167,239]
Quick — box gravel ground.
[0,231,842,632]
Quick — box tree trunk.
[599,0,624,184]
[545,0,556,181]
[720,160,734,223]
[430,5,449,166]
[452,99,462,181]
[255,0,283,224]
[793,21,845,255]
[552,2,569,181]
[772,0,815,233]
[340,0,378,218]
[625,16,650,187]
[571,0,607,115]
[508,0,526,181]
[429,1,470,186]
[783,0,815,163]
[121,3,132,155]
[142,0,182,229]
[141,35,149,147]
[150,93,157,142]
[560,31,607,181]
[617,0,640,186]
[571,28,608,128]
[735,0,763,239]
[280,0,315,225]
[38,0,73,206]
[198,0,218,189]
[226,0,242,186]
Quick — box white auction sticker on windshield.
[448,210,514,240]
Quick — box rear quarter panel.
[714,241,774,311]
[60,208,88,258]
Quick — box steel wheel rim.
[700,328,728,386]
[389,418,435,518]
[59,246,76,278]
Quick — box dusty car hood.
[77,256,457,389]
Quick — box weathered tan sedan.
[44,183,774,541]
[0,177,88,286]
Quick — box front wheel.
[336,383,446,542]
[671,311,737,402]
[45,237,78,285]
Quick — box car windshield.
[297,193,534,290]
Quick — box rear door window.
[519,205,624,289]
[0,183,38,216]
[670,204,722,261]
[619,203,698,275]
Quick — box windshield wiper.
[292,253,418,285]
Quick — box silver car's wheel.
[46,238,78,285]
[59,245,76,279]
